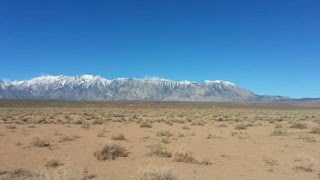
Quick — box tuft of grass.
[310,127,320,134]
[234,123,249,130]
[140,121,152,128]
[264,158,278,172]
[81,122,90,130]
[292,157,315,172]
[199,159,213,166]
[81,167,96,180]
[94,143,128,161]
[298,135,316,142]
[156,130,173,137]
[290,122,308,129]
[271,129,288,136]
[173,150,197,164]
[28,125,36,128]
[140,166,177,180]
[58,135,79,143]
[111,133,127,141]
[6,125,16,129]
[45,160,64,168]
[97,131,105,137]
[149,144,172,158]
[32,137,51,147]
[161,137,171,144]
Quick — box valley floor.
[0,100,320,180]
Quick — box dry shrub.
[140,121,152,128]
[81,122,90,129]
[45,160,64,168]
[271,130,288,136]
[32,137,51,147]
[234,123,252,130]
[6,125,16,129]
[149,144,172,158]
[140,166,177,180]
[0,168,43,179]
[94,143,128,161]
[173,150,197,164]
[111,133,127,141]
[156,130,173,137]
[292,156,315,172]
[161,137,171,144]
[310,127,320,134]
[58,135,79,143]
[290,122,308,129]
[81,167,96,180]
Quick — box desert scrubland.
[0,100,320,180]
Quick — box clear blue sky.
[1,0,320,98]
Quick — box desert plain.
[0,100,320,180]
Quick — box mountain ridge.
[0,75,290,102]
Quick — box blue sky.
[1,0,320,98]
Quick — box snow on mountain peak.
[204,80,236,86]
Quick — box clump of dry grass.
[271,129,288,136]
[140,121,152,128]
[290,122,308,129]
[161,137,171,144]
[264,158,278,172]
[181,125,190,130]
[199,159,213,166]
[97,131,105,137]
[111,133,127,141]
[45,159,64,169]
[173,149,212,165]
[292,156,315,172]
[234,123,252,130]
[156,130,173,137]
[173,150,197,164]
[6,125,16,129]
[58,135,80,143]
[298,135,316,142]
[310,127,320,134]
[81,167,96,180]
[94,143,129,161]
[1,168,43,179]
[32,137,51,147]
[81,122,90,130]
[140,166,177,180]
[149,144,172,158]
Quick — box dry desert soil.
[0,100,320,180]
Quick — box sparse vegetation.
[45,159,64,168]
[1,100,320,179]
[32,137,51,147]
[94,143,129,161]
[140,121,152,128]
[156,130,173,137]
[290,122,308,129]
[149,144,172,158]
[111,133,127,141]
[6,125,16,129]
[140,166,177,180]
[310,127,320,134]
[173,149,197,164]
[271,129,288,136]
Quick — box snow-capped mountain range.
[0,75,289,102]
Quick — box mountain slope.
[0,75,290,102]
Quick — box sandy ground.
[0,100,319,179]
